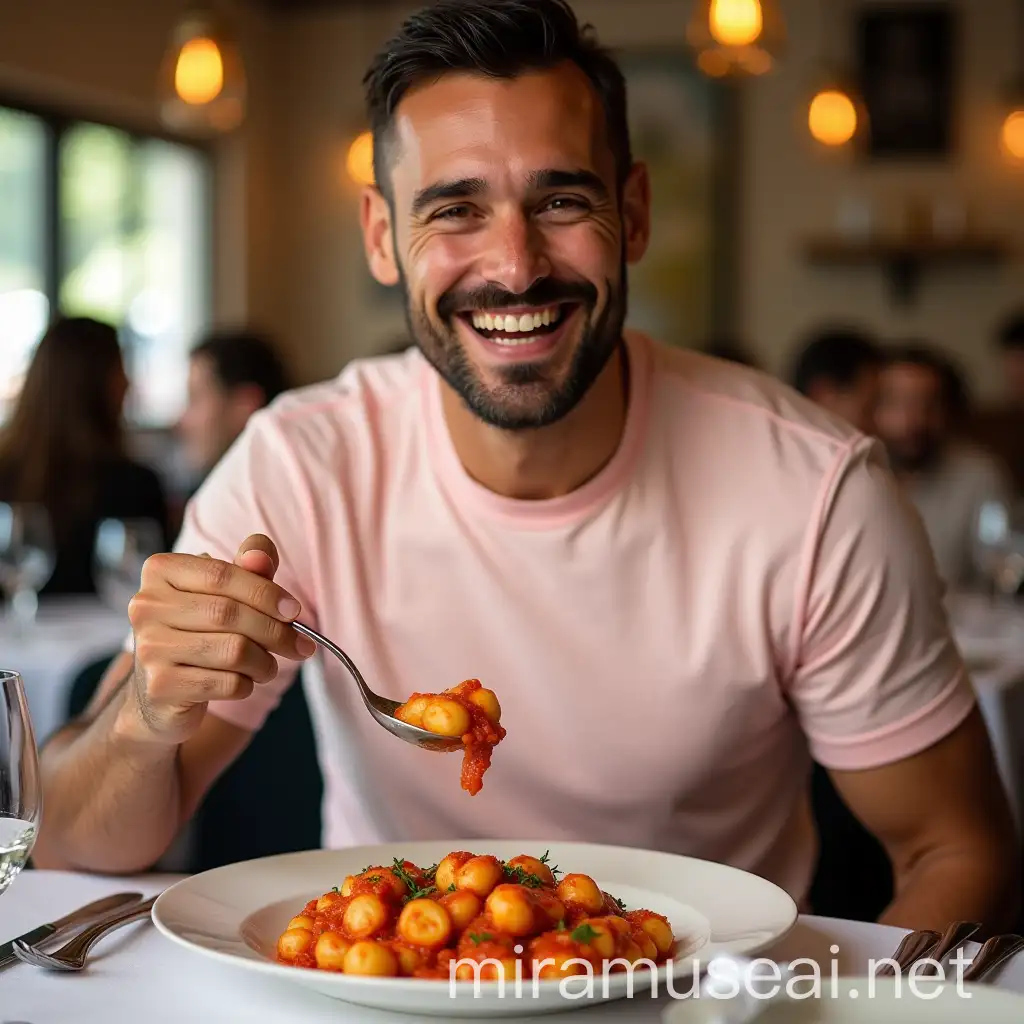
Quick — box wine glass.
[972,500,1024,602]
[0,502,56,628]
[94,517,164,613]
[0,670,40,895]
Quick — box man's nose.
[478,211,551,296]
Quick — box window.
[0,103,210,426]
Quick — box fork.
[905,920,981,976]
[12,895,157,971]
[873,927,940,977]
[962,933,1024,983]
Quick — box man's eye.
[433,205,471,221]
[542,197,588,213]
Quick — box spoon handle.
[292,622,375,701]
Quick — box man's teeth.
[470,307,561,333]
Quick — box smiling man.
[35,0,1018,933]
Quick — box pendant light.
[806,0,864,148]
[346,131,376,187]
[1000,0,1024,162]
[687,0,785,78]
[158,5,246,135]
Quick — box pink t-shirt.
[174,331,975,904]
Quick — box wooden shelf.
[802,236,1011,304]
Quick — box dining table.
[3,869,1024,1023]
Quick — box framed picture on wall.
[617,51,737,348]
[857,3,956,158]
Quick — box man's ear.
[621,162,651,265]
[360,185,399,286]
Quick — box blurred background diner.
[1,0,1024,912]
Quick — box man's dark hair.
[362,0,632,202]
[791,327,883,395]
[996,310,1024,351]
[191,329,289,405]
[886,341,970,421]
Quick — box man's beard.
[400,262,628,431]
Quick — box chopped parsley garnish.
[612,896,627,913]
[468,932,493,945]
[330,886,339,893]
[539,850,562,879]
[571,923,600,944]
[447,883,457,892]
[365,875,382,883]
[556,918,567,931]
[505,864,545,888]
[390,858,435,900]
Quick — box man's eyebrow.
[527,169,609,199]
[411,177,487,215]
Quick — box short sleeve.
[170,412,319,732]
[788,438,976,770]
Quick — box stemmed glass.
[0,670,40,895]
[94,517,164,613]
[0,502,56,628]
[972,500,1024,601]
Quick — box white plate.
[663,976,1024,1023]
[152,841,798,1017]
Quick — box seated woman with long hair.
[0,316,170,595]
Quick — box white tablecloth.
[0,597,128,744]
[2,871,1022,1023]
[946,594,1024,828]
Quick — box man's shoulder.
[251,346,425,452]
[643,334,863,453]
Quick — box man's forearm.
[33,691,183,874]
[880,842,1020,937]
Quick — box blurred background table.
[0,595,127,744]
[946,592,1024,829]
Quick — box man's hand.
[122,534,316,746]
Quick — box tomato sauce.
[275,852,677,979]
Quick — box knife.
[0,891,143,970]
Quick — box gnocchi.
[275,850,676,981]
[395,679,506,794]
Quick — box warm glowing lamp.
[1002,108,1024,161]
[347,132,375,186]
[174,37,224,105]
[159,6,245,134]
[709,0,763,47]
[1000,1,1024,163]
[688,0,784,77]
[809,88,858,146]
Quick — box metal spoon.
[292,621,460,751]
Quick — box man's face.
[812,367,881,435]
[177,355,255,474]
[360,63,650,430]
[875,362,948,471]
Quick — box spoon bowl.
[292,622,461,751]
